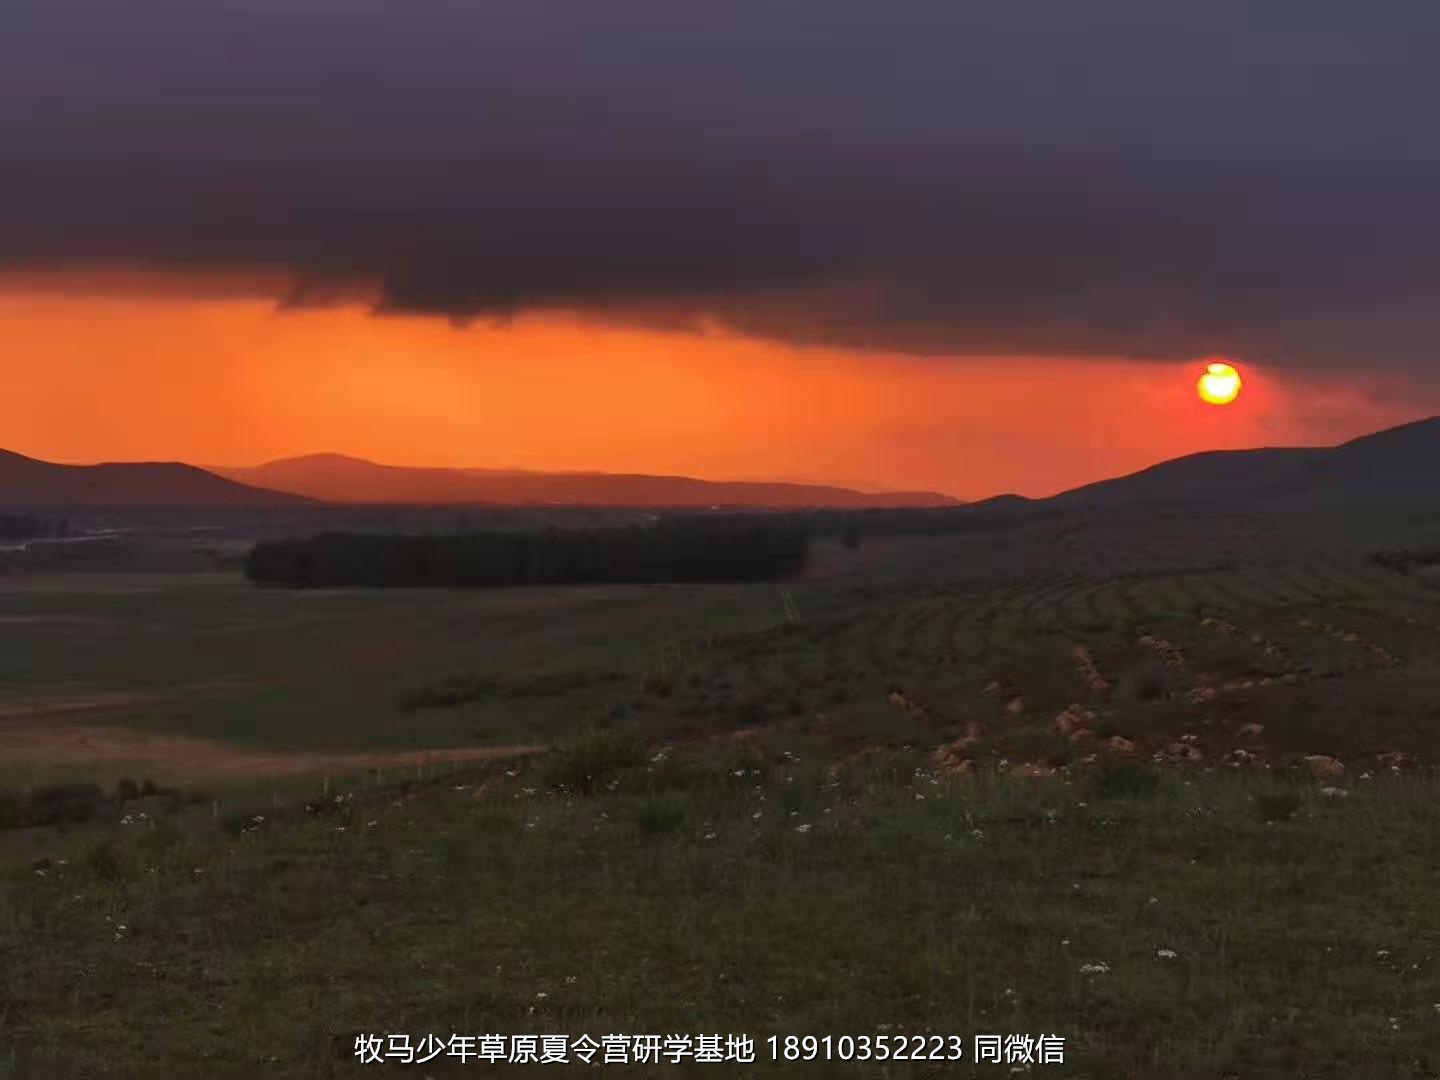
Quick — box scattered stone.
[1236,723,1264,738]
[929,743,974,776]
[1003,697,1025,717]
[1107,736,1138,754]
[956,721,985,748]
[1164,742,1204,765]
[1053,704,1096,736]
[887,690,926,717]
[1015,763,1055,780]
[1319,786,1349,798]
[1072,646,1110,693]
[1304,754,1345,780]
[1138,635,1186,669]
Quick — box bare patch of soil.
[0,720,545,779]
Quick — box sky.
[4,0,1439,498]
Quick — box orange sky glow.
[2,271,1429,500]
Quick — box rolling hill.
[1049,416,1440,509]
[212,454,961,508]
[0,449,311,508]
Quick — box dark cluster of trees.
[1370,547,1440,573]
[0,514,60,540]
[245,523,809,587]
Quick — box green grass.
[3,744,1439,1078]
[0,574,809,761]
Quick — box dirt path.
[0,721,546,780]
[0,681,250,722]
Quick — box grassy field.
[4,507,1440,1077]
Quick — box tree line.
[0,514,64,540]
[245,523,809,587]
[659,503,1034,546]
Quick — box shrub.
[1089,761,1161,800]
[543,732,647,793]
[399,676,500,711]
[1117,661,1170,703]
[1255,790,1303,823]
[634,797,685,835]
[0,789,27,829]
[85,840,126,882]
[736,700,768,725]
[643,675,674,699]
[28,782,105,826]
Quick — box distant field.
[4,508,1440,1077]
[0,571,803,785]
[4,509,1440,784]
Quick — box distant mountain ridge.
[1048,416,1440,509]
[0,449,310,508]
[7,415,1436,513]
[212,453,962,508]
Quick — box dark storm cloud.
[4,0,1440,365]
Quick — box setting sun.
[1197,360,1243,405]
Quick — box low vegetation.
[3,739,1439,1078]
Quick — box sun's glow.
[1197,361,1242,405]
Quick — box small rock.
[1304,754,1345,780]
